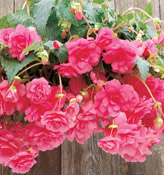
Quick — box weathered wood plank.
[61,133,129,175]
[0,0,14,18]
[114,0,160,17]
[159,0,164,22]
[11,147,61,175]
[15,0,25,12]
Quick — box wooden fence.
[0,0,164,174]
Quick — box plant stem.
[82,16,97,36]
[67,24,72,37]
[17,62,42,77]
[123,7,153,19]
[137,76,164,117]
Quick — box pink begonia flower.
[8,151,37,174]
[0,28,15,45]
[65,102,79,121]
[41,111,73,132]
[16,95,30,114]
[101,112,127,137]
[90,67,107,84]
[69,76,87,95]
[0,94,5,116]
[0,130,23,166]
[67,113,97,144]
[132,39,157,58]
[142,40,157,58]
[75,9,83,20]
[66,37,101,74]
[123,75,164,102]
[26,77,51,104]
[23,122,66,151]
[0,80,26,115]
[103,39,137,73]
[8,24,42,61]
[93,79,139,118]
[25,85,66,122]
[126,98,154,124]
[41,85,66,110]
[152,31,164,45]
[54,63,78,78]
[96,27,114,51]
[25,104,47,122]
[117,123,152,162]
[141,109,157,128]
[98,136,121,154]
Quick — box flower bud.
[60,31,67,40]
[53,40,62,49]
[75,9,83,21]
[153,17,162,30]
[154,116,163,131]
[37,50,49,65]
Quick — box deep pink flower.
[103,39,137,73]
[75,9,83,20]
[67,113,97,144]
[54,63,78,78]
[90,67,107,84]
[8,24,42,61]
[98,136,121,154]
[69,76,87,95]
[65,102,79,121]
[0,94,5,116]
[53,40,61,49]
[0,80,26,115]
[24,122,66,151]
[8,151,37,174]
[153,31,164,45]
[123,76,164,102]
[41,85,66,111]
[66,38,101,74]
[96,27,114,50]
[93,79,139,118]
[41,111,72,132]
[0,130,22,166]
[25,104,47,122]
[117,123,153,162]
[142,40,157,58]
[126,98,154,124]
[26,77,51,104]
[0,28,15,45]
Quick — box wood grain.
[0,0,14,18]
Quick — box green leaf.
[93,0,105,4]
[0,16,8,29]
[0,54,36,84]
[70,23,88,38]
[93,0,104,4]
[145,2,152,16]
[146,25,156,38]
[83,2,99,19]
[7,10,35,28]
[102,4,115,22]
[46,8,61,41]
[22,41,40,55]
[58,1,78,25]
[54,45,68,63]
[44,40,54,51]
[136,56,151,82]
[158,55,164,66]
[33,0,55,36]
